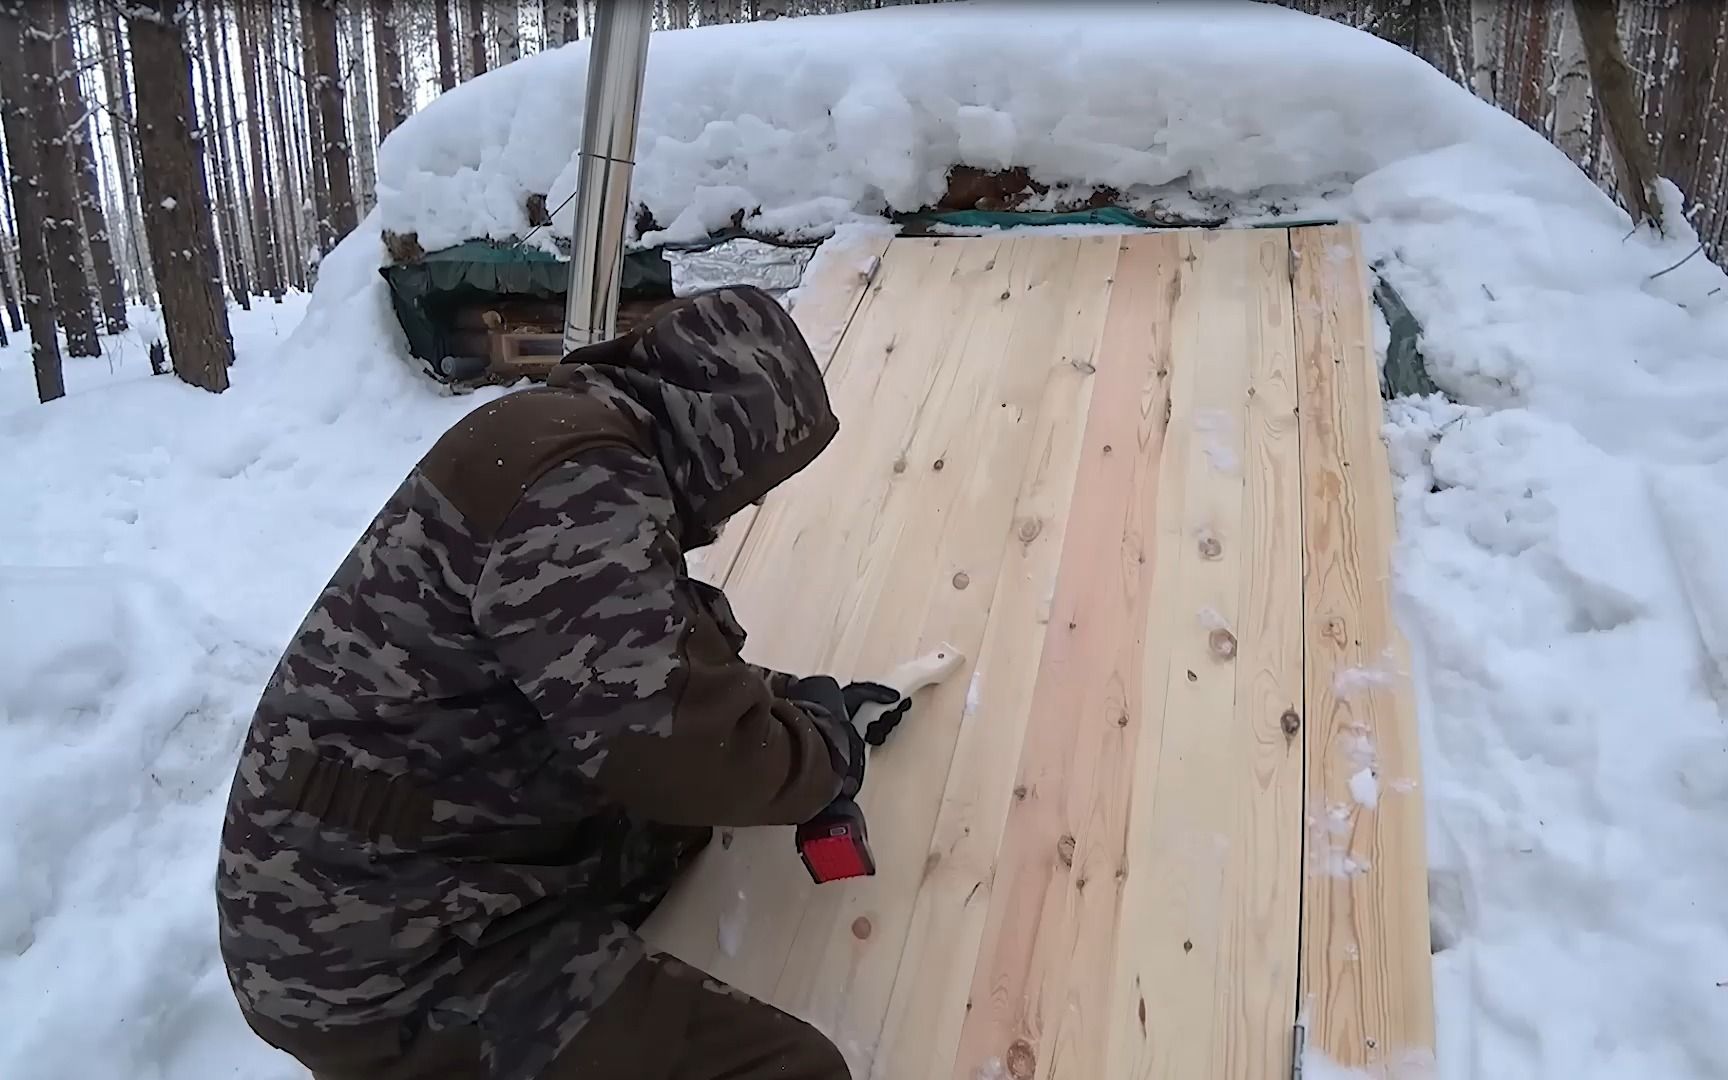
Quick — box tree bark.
[193,1,251,309]
[216,2,258,287]
[436,0,457,89]
[305,0,357,248]
[262,0,303,289]
[468,0,488,76]
[347,0,377,212]
[1657,1,1721,207]
[23,3,100,357]
[98,2,155,306]
[495,0,519,61]
[129,0,234,393]
[1553,3,1592,163]
[372,0,408,139]
[1573,0,1667,232]
[0,4,67,400]
[0,131,22,334]
[238,0,283,297]
[52,4,128,332]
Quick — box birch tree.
[1469,0,1496,99]
[1551,4,1591,162]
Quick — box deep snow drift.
[6,4,1728,1078]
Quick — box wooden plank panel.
[1103,228,1303,1080]
[952,233,1184,1080]
[1292,225,1435,1071]
[642,236,961,971]
[642,237,1014,991]
[688,231,893,588]
[769,237,1090,1064]
[872,236,1123,1080]
[770,236,1123,1078]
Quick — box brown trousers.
[255,953,848,1080]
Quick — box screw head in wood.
[952,571,970,590]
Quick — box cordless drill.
[797,797,875,883]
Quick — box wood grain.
[951,233,1184,1080]
[1102,228,1304,1080]
[871,236,1123,1080]
[1292,225,1436,1071]
[687,231,892,589]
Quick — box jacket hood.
[548,285,838,542]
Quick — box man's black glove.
[841,681,913,746]
[787,675,866,798]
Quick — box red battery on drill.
[796,797,875,883]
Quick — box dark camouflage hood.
[548,285,837,540]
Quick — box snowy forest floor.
[7,5,1728,1079]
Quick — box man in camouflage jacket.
[217,286,863,1080]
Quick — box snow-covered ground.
[5,3,1728,1078]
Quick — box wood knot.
[952,571,971,590]
[1182,939,1193,953]
[851,916,872,940]
[1006,1039,1036,1080]
[1198,534,1222,560]
[933,457,946,471]
[1017,518,1042,543]
[1057,834,1076,868]
[1115,713,1129,728]
[892,457,908,474]
[1186,669,1198,682]
[1102,444,1113,454]
[719,829,735,850]
[1280,709,1301,738]
[1209,628,1238,660]
[1012,784,1028,801]
[1073,357,1097,374]
[999,290,1012,301]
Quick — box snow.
[6,3,1728,1079]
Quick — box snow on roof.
[373,1,1547,251]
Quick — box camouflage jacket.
[217,286,852,1080]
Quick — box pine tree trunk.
[216,2,258,287]
[468,0,488,76]
[262,0,304,289]
[372,0,408,138]
[238,0,283,297]
[1,5,68,400]
[666,1,688,30]
[436,0,457,89]
[53,5,127,332]
[1553,3,1593,163]
[296,0,333,254]
[495,0,519,61]
[1657,1,1720,207]
[348,0,377,212]
[98,3,155,306]
[0,137,22,334]
[1573,0,1666,232]
[193,2,251,309]
[545,0,566,45]
[306,0,357,248]
[129,0,234,393]
[24,3,101,357]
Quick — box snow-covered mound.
[375,1,1523,249]
[6,4,1728,1079]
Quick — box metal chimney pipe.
[561,0,654,352]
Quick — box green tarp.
[384,224,1437,397]
[378,240,671,373]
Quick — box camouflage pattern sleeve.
[472,445,846,827]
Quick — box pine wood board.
[871,236,1123,1080]
[1291,225,1435,1072]
[642,225,1433,1080]
[687,231,892,588]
